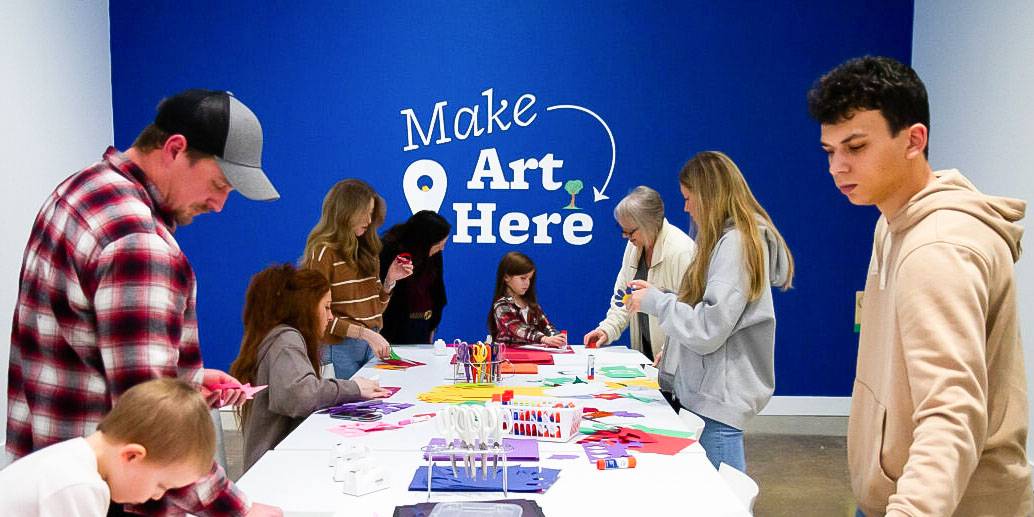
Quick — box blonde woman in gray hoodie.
[626,151,794,472]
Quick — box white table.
[237,345,750,516]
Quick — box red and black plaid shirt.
[6,147,249,516]
[490,296,558,347]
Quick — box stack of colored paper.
[417,384,546,404]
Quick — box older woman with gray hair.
[583,186,696,362]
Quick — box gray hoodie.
[641,219,790,429]
[242,325,361,471]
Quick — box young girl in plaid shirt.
[487,252,567,348]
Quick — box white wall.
[912,0,1034,455]
[0,0,112,458]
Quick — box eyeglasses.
[620,226,639,239]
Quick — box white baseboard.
[759,396,851,416]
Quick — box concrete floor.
[225,416,858,515]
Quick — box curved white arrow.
[545,104,616,202]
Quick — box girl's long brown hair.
[487,251,540,336]
[678,151,794,304]
[230,264,330,424]
[301,179,386,276]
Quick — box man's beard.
[174,204,209,225]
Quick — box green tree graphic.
[564,179,584,210]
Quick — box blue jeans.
[856,510,865,517]
[330,337,375,379]
[697,413,745,472]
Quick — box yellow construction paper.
[605,378,660,389]
[417,384,546,403]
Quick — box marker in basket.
[597,456,637,470]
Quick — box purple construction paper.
[581,441,628,463]
[547,454,580,460]
[424,438,539,461]
[610,411,645,418]
[316,400,413,418]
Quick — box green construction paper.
[543,376,576,386]
[579,422,615,434]
[599,366,646,378]
[573,377,588,384]
[623,392,660,404]
[630,424,696,438]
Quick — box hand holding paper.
[201,369,250,407]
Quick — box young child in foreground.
[0,378,216,516]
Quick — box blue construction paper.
[408,465,561,493]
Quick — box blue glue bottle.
[597,456,637,470]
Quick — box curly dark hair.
[807,56,929,157]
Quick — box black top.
[378,237,447,344]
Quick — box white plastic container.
[428,502,522,517]
[489,395,582,442]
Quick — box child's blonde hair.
[97,378,215,473]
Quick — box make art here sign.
[398,87,617,247]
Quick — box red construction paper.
[380,358,425,368]
[635,433,697,455]
[500,349,555,365]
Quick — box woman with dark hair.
[378,210,452,344]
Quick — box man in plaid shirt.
[6,90,282,516]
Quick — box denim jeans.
[329,336,376,379]
[855,510,865,517]
[697,412,746,472]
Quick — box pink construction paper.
[209,382,267,400]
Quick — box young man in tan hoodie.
[808,56,1032,516]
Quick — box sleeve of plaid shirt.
[535,306,558,337]
[494,301,547,344]
[93,233,251,516]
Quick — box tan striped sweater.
[307,245,390,340]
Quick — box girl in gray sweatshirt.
[230,264,390,472]
[627,151,794,472]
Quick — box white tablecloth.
[237,345,750,516]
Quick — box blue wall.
[109,1,912,397]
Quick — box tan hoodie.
[850,170,1032,516]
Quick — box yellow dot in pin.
[421,185,430,191]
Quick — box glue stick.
[597,456,636,470]
[586,353,595,380]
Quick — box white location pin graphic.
[403,159,448,214]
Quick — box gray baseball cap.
[154,89,280,201]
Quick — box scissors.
[471,343,489,383]
[476,406,497,478]
[455,341,471,382]
[451,406,479,477]
[434,410,460,476]
[330,408,382,422]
